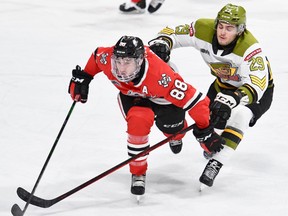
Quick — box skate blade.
[135,195,144,204]
[199,183,208,192]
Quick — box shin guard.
[128,134,150,175]
[126,106,154,175]
[223,105,253,149]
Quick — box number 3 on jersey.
[170,80,187,100]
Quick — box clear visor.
[111,55,143,82]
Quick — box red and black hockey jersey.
[83,46,210,128]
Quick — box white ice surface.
[1,0,288,215]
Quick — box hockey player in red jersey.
[68,35,224,196]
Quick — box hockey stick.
[15,124,195,209]
[11,101,77,216]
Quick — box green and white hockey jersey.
[157,18,273,104]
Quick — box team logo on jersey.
[209,62,240,81]
[175,24,190,35]
[158,74,171,87]
[100,53,108,65]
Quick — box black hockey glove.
[210,91,240,129]
[148,39,170,63]
[68,65,93,103]
[193,125,225,153]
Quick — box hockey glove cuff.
[193,125,225,153]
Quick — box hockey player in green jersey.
[149,3,274,188]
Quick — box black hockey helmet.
[111,36,145,82]
[113,36,145,59]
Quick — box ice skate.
[131,174,146,196]
[199,159,223,187]
[148,0,165,13]
[119,0,146,14]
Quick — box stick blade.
[17,187,53,208]
[11,204,23,216]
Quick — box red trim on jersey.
[244,48,262,61]
[189,23,195,37]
